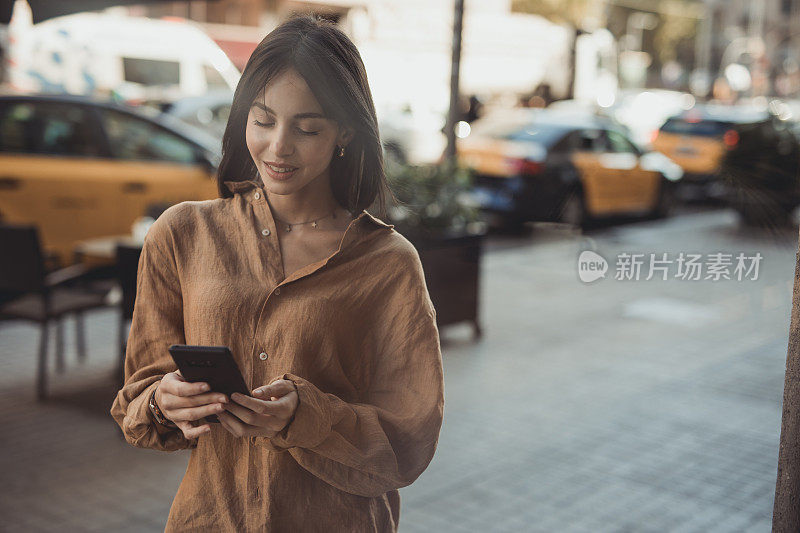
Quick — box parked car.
[547,90,695,150]
[650,103,799,206]
[160,89,233,139]
[0,93,221,262]
[376,102,448,166]
[717,108,800,225]
[546,98,631,137]
[457,108,683,228]
[606,89,695,149]
[774,98,800,142]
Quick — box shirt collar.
[222,178,395,231]
[223,179,262,194]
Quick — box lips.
[263,162,298,180]
[265,161,297,170]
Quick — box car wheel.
[502,214,528,232]
[484,212,525,232]
[652,179,675,219]
[560,189,586,228]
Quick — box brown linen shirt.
[109,178,445,532]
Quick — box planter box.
[402,228,485,339]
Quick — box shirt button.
[254,192,261,200]
[274,288,281,295]
[261,228,270,236]
[259,352,268,360]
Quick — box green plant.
[385,158,486,236]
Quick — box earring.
[338,145,345,157]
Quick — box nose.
[271,123,295,158]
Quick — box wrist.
[149,383,177,428]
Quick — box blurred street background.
[1,0,800,531]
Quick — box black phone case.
[168,344,250,423]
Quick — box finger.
[170,379,211,397]
[167,392,228,409]
[177,420,210,439]
[217,411,238,435]
[254,379,295,397]
[165,370,189,386]
[234,392,290,418]
[218,410,250,437]
[253,380,295,399]
[240,393,293,418]
[231,392,276,414]
[223,400,263,425]
[226,404,287,437]
[255,391,297,417]
[273,390,298,409]
[171,402,225,422]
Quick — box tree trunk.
[444,0,464,163]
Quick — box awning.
[0,1,217,25]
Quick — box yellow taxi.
[0,94,220,262]
[650,104,780,201]
[457,108,683,228]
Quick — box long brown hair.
[216,14,394,218]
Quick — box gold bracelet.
[149,385,177,428]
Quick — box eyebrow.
[250,102,326,119]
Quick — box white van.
[7,11,241,102]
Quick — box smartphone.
[168,344,249,423]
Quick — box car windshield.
[503,123,571,147]
[471,114,570,147]
[660,118,734,137]
[134,105,222,156]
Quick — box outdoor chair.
[115,243,142,388]
[0,224,113,399]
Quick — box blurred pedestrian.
[110,14,444,532]
[463,93,483,123]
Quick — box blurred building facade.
[133,0,575,110]
[701,0,800,97]
[607,0,800,98]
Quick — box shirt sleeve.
[253,246,445,497]
[109,208,196,452]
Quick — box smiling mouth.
[265,163,298,173]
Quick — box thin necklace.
[272,206,344,233]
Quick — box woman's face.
[246,68,352,195]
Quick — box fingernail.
[218,396,227,403]
[202,384,210,391]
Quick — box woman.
[110,14,444,532]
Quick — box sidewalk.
[0,210,791,532]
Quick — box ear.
[337,125,355,147]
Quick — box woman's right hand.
[154,370,228,439]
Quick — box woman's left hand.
[218,379,299,438]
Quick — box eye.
[251,120,319,136]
